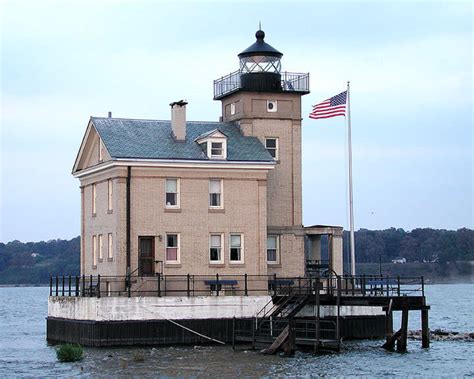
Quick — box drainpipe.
[126,166,131,277]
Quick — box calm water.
[0,284,473,377]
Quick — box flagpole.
[347,81,356,276]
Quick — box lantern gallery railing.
[49,274,425,299]
[213,71,310,99]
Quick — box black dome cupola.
[238,29,283,92]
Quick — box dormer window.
[195,129,228,160]
[211,142,223,158]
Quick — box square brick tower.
[214,29,311,276]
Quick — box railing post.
[55,276,58,296]
[386,276,389,297]
[273,273,277,296]
[97,275,101,298]
[187,274,190,297]
[157,273,161,297]
[61,276,65,296]
[82,274,85,297]
[421,276,424,297]
[216,273,219,296]
[49,276,52,296]
[397,276,401,296]
[89,275,93,297]
[68,275,71,296]
[244,273,248,296]
[362,274,366,296]
[75,276,79,296]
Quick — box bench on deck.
[204,279,239,295]
[269,279,295,294]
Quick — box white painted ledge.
[48,295,272,321]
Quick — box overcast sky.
[1,0,472,242]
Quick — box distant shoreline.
[0,284,49,288]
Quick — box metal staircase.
[233,278,341,354]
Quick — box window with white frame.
[209,179,223,208]
[108,233,113,259]
[207,139,227,159]
[210,234,223,263]
[107,179,113,212]
[230,103,236,115]
[92,235,97,267]
[165,179,179,207]
[230,234,243,263]
[267,235,279,263]
[92,183,97,215]
[265,138,278,160]
[211,142,223,157]
[98,234,103,260]
[166,234,180,263]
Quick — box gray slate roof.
[91,117,273,162]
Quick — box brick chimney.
[170,100,187,141]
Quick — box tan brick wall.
[220,91,305,277]
[130,167,268,276]
[80,166,270,278]
[81,167,127,277]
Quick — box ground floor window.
[230,234,243,263]
[92,235,97,267]
[210,234,223,263]
[166,234,180,263]
[267,235,279,263]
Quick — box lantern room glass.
[239,55,281,74]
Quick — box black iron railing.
[49,273,425,299]
[213,71,310,99]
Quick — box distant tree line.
[348,228,473,264]
[0,237,79,284]
[0,228,472,284]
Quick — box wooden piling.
[421,309,430,348]
[385,299,393,343]
[397,308,409,352]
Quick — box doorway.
[138,236,155,276]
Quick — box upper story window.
[209,179,223,208]
[210,234,223,264]
[267,235,279,263]
[107,179,113,212]
[230,103,236,115]
[92,184,97,216]
[265,138,278,160]
[165,179,180,208]
[210,140,226,159]
[230,234,243,263]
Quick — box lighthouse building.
[71,29,343,287]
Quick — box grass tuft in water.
[56,344,83,362]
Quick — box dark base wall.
[47,316,385,347]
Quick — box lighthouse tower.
[214,29,310,276]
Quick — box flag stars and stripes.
[309,90,347,119]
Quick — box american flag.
[309,91,347,119]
